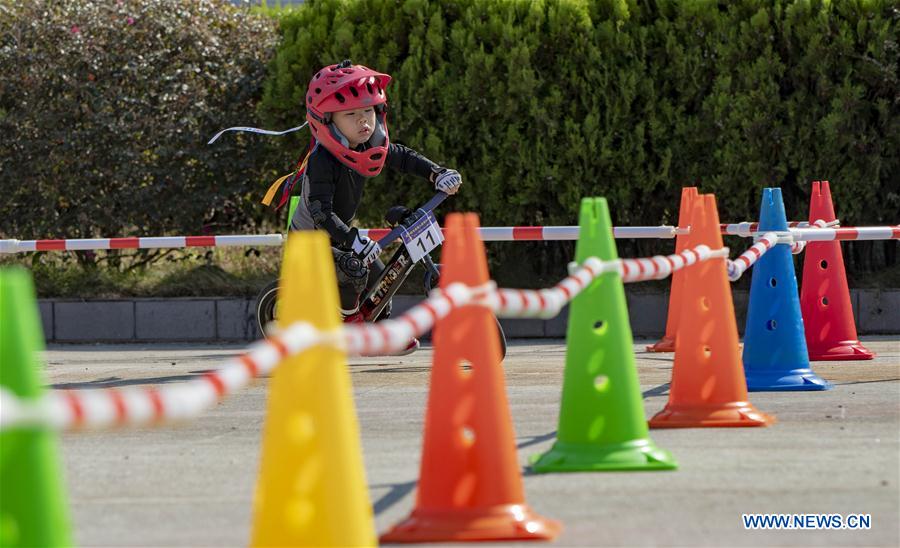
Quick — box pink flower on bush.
[70,25,80,34]
[127,17,135,25]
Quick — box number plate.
[400,211,444,262]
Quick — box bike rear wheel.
[495,316,508,361]
[254,279,279,338]
[425,262,507,361]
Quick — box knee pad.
[333,249,369,296]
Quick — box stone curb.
[37,289,899,343]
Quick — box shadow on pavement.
[51,371,210,389]
[371,479,417,516]
[642,382,670,398]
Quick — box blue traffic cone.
[742,188,831,391]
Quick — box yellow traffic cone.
[250,232,376,547]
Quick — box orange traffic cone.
[800,181,875,361]
[380,213,560,543]
[647,187,698,352]
[649,193,775,428]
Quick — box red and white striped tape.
[483,257,611,319]
[0,283,481,431]
[0,243,730,431]
[0,234,284,254]
[343,283,473,357]
[470,245,728,319]
[727,232,779,281]
[619,245,728,283]
[0,321,325,430]
[724,222,834,281]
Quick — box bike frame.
[258,190,505,358]
[357,192,448,321]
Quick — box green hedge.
[0,0,277,259]
[2,0,896,286]
[260,0,897,281]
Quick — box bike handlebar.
[375,192,449,247]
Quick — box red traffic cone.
[380,213,560,543]
[800,181,874,361]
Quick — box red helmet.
[305,60,392,176]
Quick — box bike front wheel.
[255,277,507,361]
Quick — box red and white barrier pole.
[0,227,679,254]
[2,224,896,255]
[359,225,679,241]
[785,226,900,242]
[720,221,810,236]
[0,234,284,254]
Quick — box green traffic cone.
[286,196,300,233]
[0,268,71,547]
[530,198,677,472]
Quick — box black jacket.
[290,142,438,247]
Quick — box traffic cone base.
[810,341,875,361]
[649,401,772,428]
[381,504,559,543]
[646,336,675,353]
[745,368,832,392]
[530,439,676,472]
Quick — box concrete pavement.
[47,338,900,546]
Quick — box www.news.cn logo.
[743,513,871,530]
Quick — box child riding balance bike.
[255,60,507,357]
